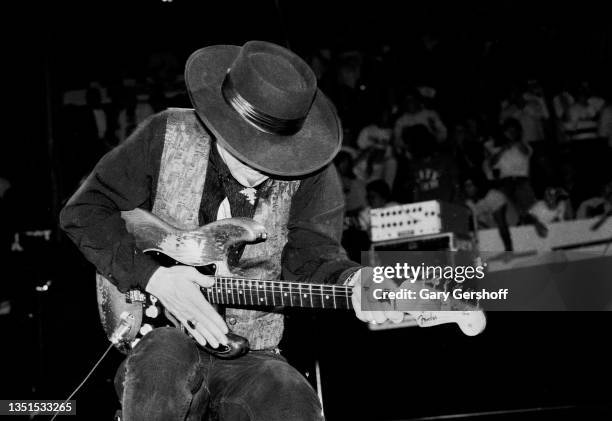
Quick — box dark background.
[3,0,612,210]
[1,1,611,420]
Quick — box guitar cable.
[39,312,134,421]
[46,343,114,421]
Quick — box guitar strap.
[152,108,300,350]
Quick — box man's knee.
[255,358,319,402]
[118,328,207,420]
[221,358,323,421]
[123,327,203,390]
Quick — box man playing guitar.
[60,41,404,421]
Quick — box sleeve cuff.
[135,259,161,291]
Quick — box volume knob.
[145,305,159,318]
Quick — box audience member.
[576,180,612,219]
[598,93,612,148]
[561,81,605,142]
[498,82,551,192]
[408,128,459,203]
[55,40,612,256]
[86,87,109,144]
[354,107,397,189]
[116,90,155,143]
[334,150,367,215]
[450,120,486,179]
[486,119,548,250]
[500,83,549,145]
[530,187,573,224]
[328,51,367,147]
[462,177,507,229]
[393,89,447,147]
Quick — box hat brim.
[185,45,342,177]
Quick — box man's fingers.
[361,310,375,323]
[193,314,228,346]
[179,317,209,347]
[203,302,229,335]
[184,270,229,335]
[188,295,229,335]
[180,298,228,346]
[190,270,215,288]
[386,310,405,324]
[353,289,404,324]
[195,325,220,349]
[146,266,229,348]
[354,308,369,323]
[373,311,386,324]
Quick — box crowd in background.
[14,33,610,255]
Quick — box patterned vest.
[151,108,300,350]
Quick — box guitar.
[97,209,486,358]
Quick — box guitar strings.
[212,276,352,290]
[210,280,353,296]
[203,279,354,306]
[207,284,352,296]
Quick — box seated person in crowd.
[356,107,392,150]
[530,187,574,225]
[576,179,612,219]
[354,107,397,189]
[462,176,512,229]
[393,89,447,147]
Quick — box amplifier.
[368,232,478,276]
[370,200,471,242]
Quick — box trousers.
[115,327,324,421]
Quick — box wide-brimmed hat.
[185,40,342,176]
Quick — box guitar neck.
[201,277,478,312]
[202,278,353,310]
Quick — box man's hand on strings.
[350,268,404,325]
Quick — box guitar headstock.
[366,277,487,336]
[410,310,487,336]
[455,311,487,336]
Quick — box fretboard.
[202,277,353,310]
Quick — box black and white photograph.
[1,0,611,420]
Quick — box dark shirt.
[411,153,459,203]
[60,111,360,292]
